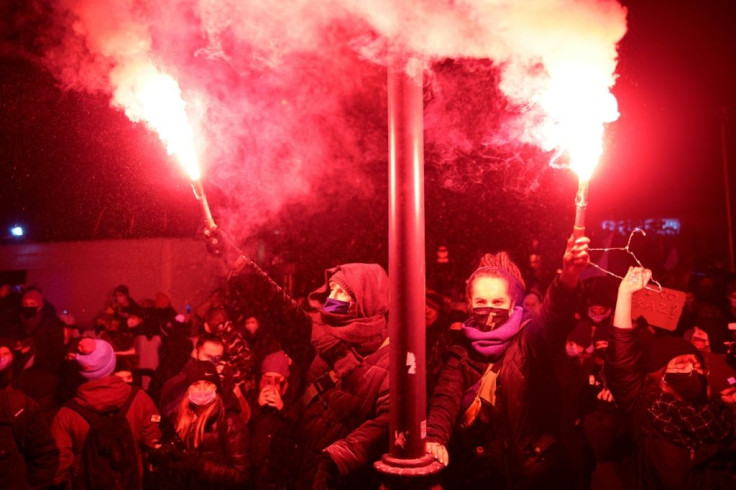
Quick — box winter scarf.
[462,306,524,362]
[309,263,389,378]
[648,392,732,451]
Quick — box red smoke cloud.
[40,0,627,239]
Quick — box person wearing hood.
[50,338,161,487]
[0,337,59,489]
[227,258,388,488]
[606,267,735,489]
[425,236,590,489]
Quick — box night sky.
[1,0,735,287]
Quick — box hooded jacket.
[0,386,59,489]
[301,263,391,485]
[50,375,161,486]
[229,261,390,487]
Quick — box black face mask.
[20,306,38,319]
[664,372,708,406]
[471,307,510,332]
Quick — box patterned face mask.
[664,372,708,406]
[471,307,510,332]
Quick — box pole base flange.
[374,453,445,477]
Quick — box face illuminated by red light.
[328,282,353,303]
[469,276,513,311]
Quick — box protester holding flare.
[424,235,590,489]
[606,267,736,489]
[227,257,389,489]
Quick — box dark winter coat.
[606,326,736,490]
[177,408,250,489]
[50,375,162,486]
[228,261,389,487]
[426,276,579,489]
[297,342,389,487]
[0,386,59,489]
[20,303,65,372]
[249,403,301,489]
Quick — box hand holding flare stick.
[185,171,292,298]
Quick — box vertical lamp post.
[719,107,734,272]
[374,58,444,486]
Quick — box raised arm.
[526,235,589,352]
[227,255,314,369]
[613,267,652,329]
[605,266,652,420]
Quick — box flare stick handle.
[573,179,589,240]
[191,179,217,234]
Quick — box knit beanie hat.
[76,338,116,380]
[261,350,291,379]
[645,335,703,373]
[328,270,355,301]
[184,360,221,391]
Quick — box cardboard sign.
[631,287,686,331]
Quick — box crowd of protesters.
[1,233,735,489]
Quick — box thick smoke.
[40,0,627,239]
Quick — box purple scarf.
[462,306,524,361]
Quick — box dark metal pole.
[374,60,443,485]
[719,108,734,272]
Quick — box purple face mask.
[471,307,510,332]
[323,298,350,315]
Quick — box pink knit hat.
[76,339,116,380]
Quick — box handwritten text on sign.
[631,287,686,332]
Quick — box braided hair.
[465,251,526,306]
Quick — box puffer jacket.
[183,408,250,489]
[0,386,59,489]
[426,276,579,489]
[606,327,736,490]
[298,342,389,486]
[50,375,161,487]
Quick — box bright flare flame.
[110,61,200,181]
[541,61,620,182]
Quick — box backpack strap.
[0,390,24,450]
[119,386,139,417]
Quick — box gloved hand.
[204,226,225,256]
[313,453,339,490]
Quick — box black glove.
[204,226,225,256]
[313,454,339,490]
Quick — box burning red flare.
[111,61,201,180]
